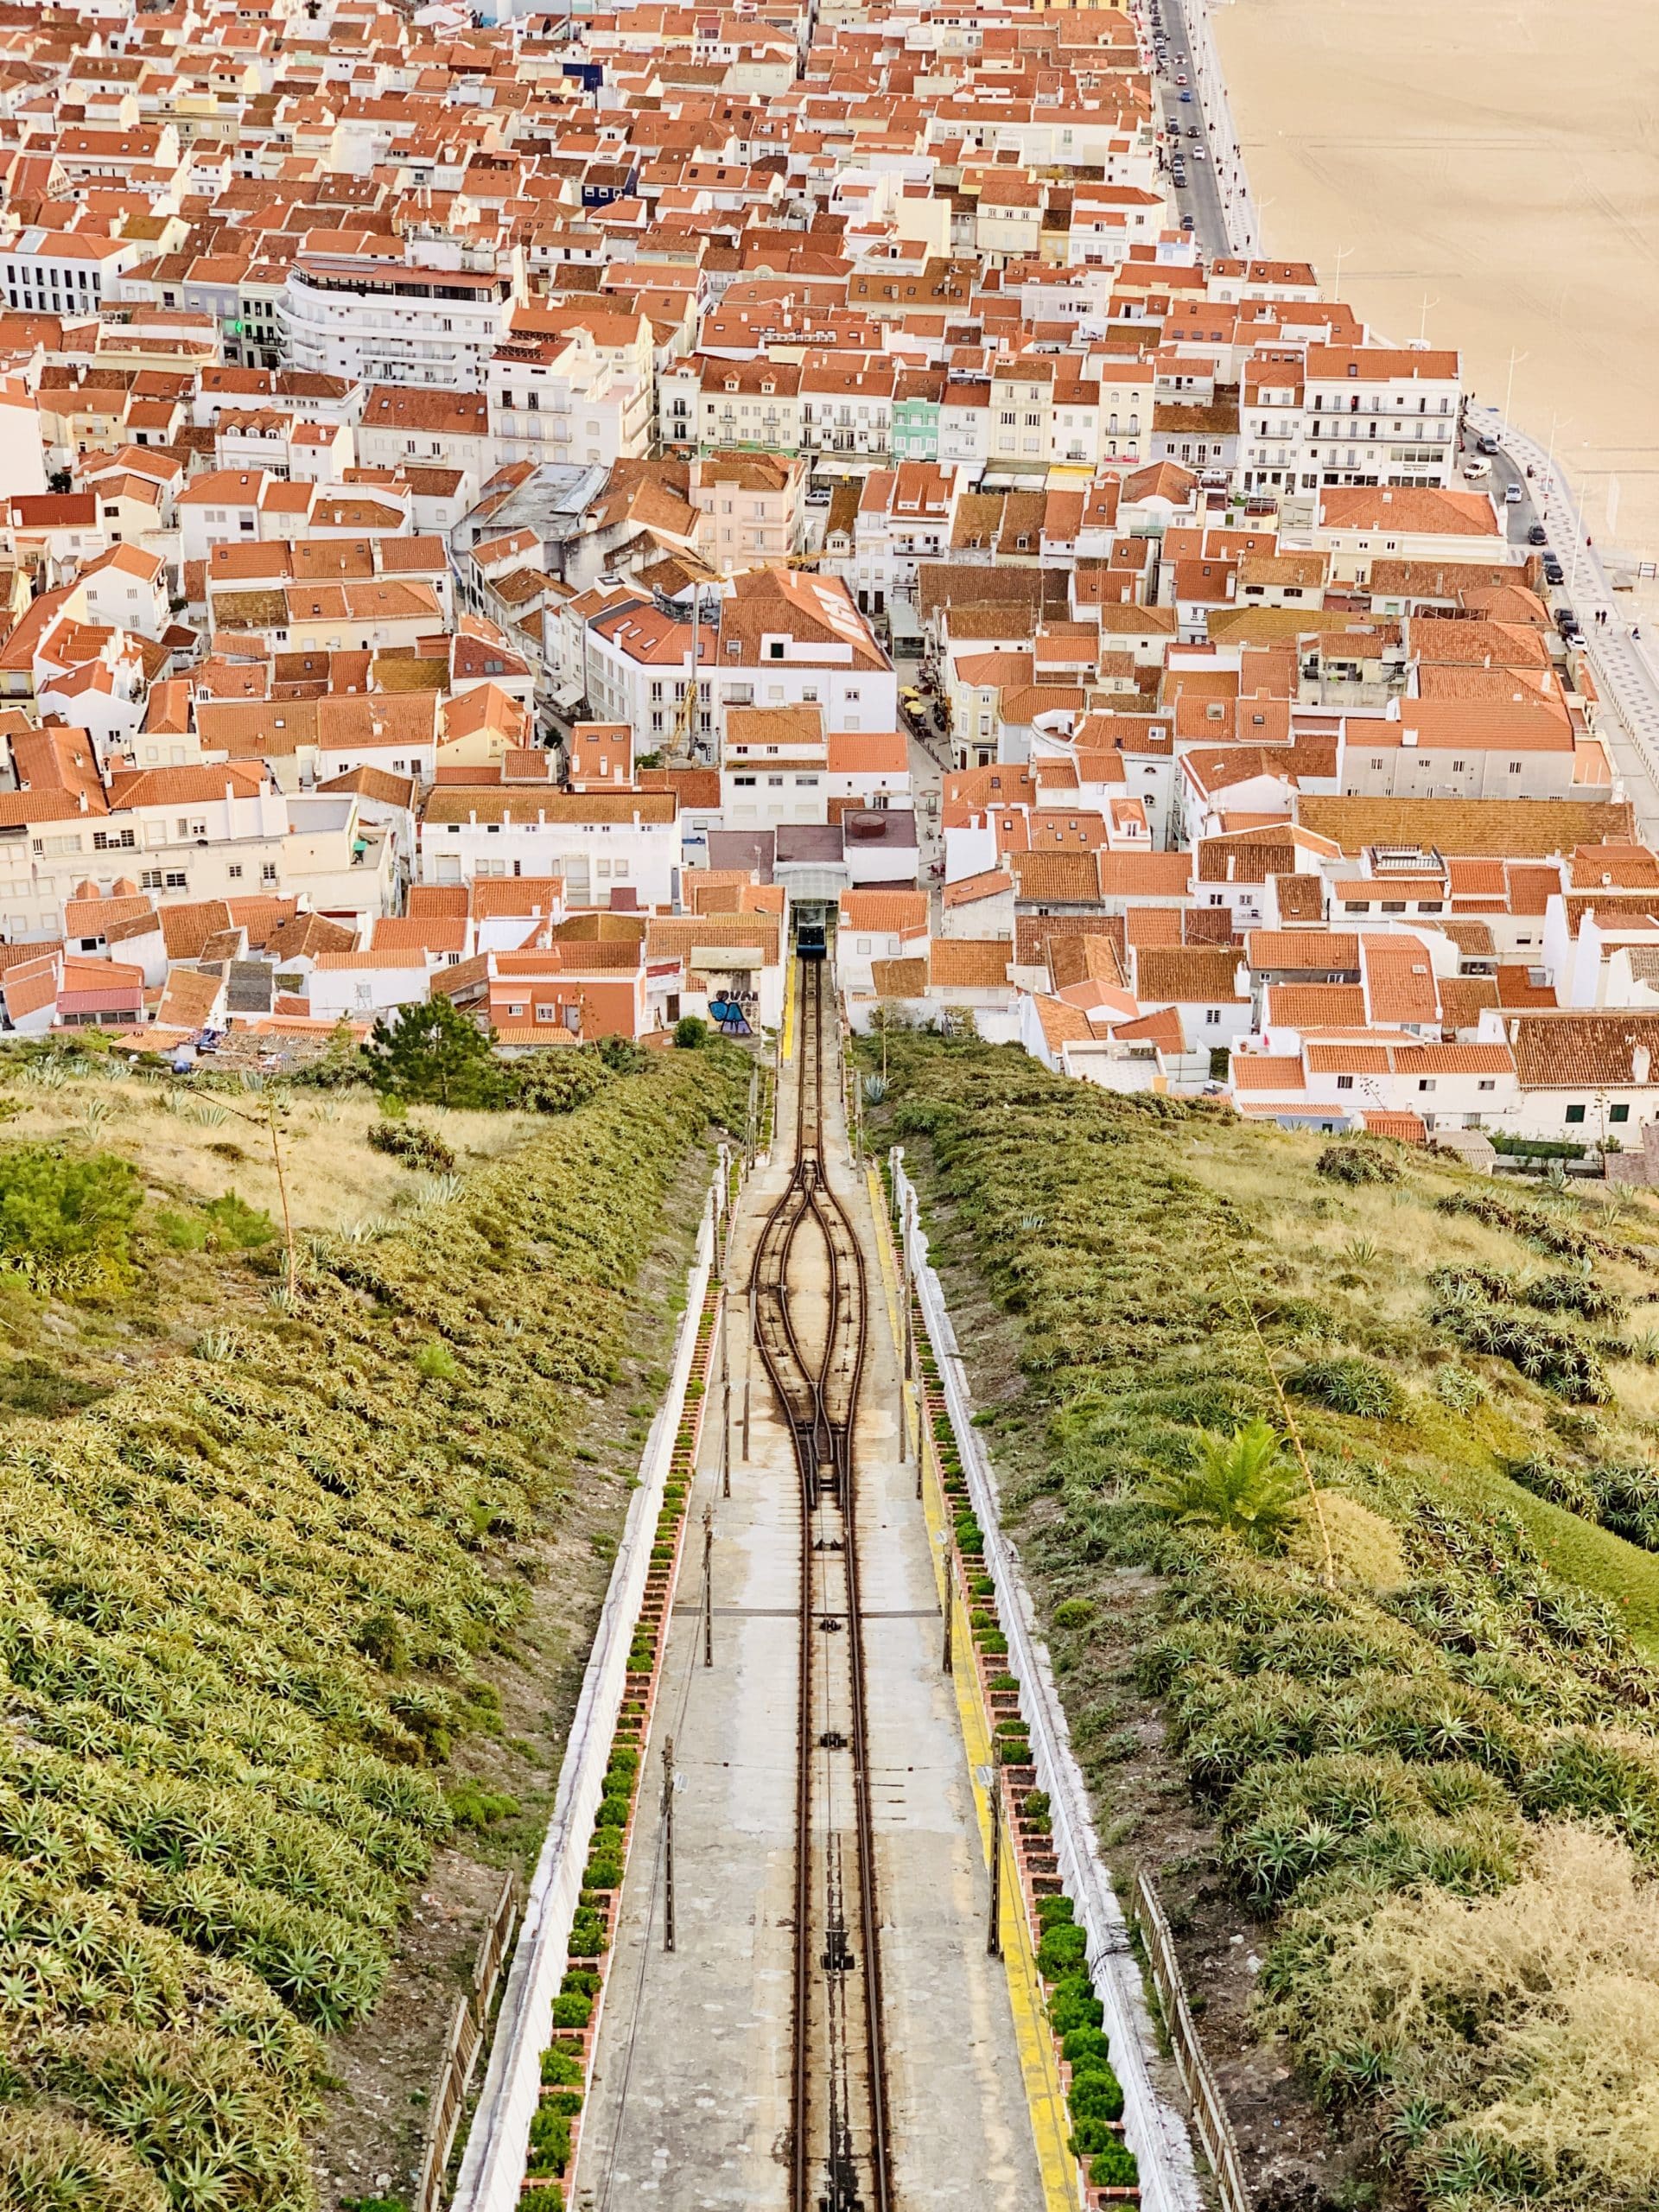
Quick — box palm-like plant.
[1145,1419,1303,1551]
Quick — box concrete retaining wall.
[891,1150,1202,2212]
[451,1185,721,2212]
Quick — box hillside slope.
[0,1047,741,2212]
[871,1035,1659,2212]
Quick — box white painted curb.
[452,1187,719,2212]
[893,1150,1202,2212]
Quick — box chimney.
[1636,1045,1652,1086]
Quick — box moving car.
[1180,214,1195,232]
[1179,88,1193,102]
[1527,523,1548,545]
[1461,459,1491,481]
[1504,482,1524,505]
[1542,555,1566,585]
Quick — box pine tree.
[368,998,503,1108]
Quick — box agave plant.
[192,1103,230,1129]
[862,1073,888,1105]
[192,1330,239,1364]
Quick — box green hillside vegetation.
[0,1042,743,2210]
[872,1034,1659,2212]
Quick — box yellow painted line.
[781,954,797,1064]
[865,1168,1077,2212]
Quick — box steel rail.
[749,954,892,2212]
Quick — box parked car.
[1542,556,1566,585]
[1556,607,1581,639]
[1180,214,1195,232]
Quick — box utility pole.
[702,1505,714,1669]
[721,1371,731,1498]
[941,1560,954,1677]
[661,1737,677,1954]
[987,1773,1003,1959]
[743,1278,754,1459]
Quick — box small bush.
[202,1189,277,1249]
[415,1342,460,1382]
[1289,1355,1403,1422]
[673,1016,710,1049]
[368,1120,457,1173]
[513,1053,610,1116]
[446,1779,518,1830]
[550,1992,592,2030]
[1037,1920,1088,1980]
[1316,1141,1401,1186]
[541,2045,584,2086]
[0,1143,143,1292]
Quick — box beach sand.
[1212,0,1659,569]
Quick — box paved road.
[1469,401,1659,836]
[1148,0,1230,258]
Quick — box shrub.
[446,1779,518,1830]
[1090,2141,1139,2188]
[1262,1824,1659,2209]
[415,1341,460,1382]
[1288,1355,1403,1422]
[1047,1973,1103,2036]
[1069,2067,1124,2122]
[1036,1922,1088,1979]
[201,1189,279,1249]
[1143,1418,1303,1549]
[568,1907,608,1958]
[541,2044,585,2086]
[1286,1492,1406,1591]
[512,1052,611,1116]
[0,1144,143,1293]
[673,1016,710,1049]
[551,1992,592,2030]
[1316,1140,1400,1186]
[367,1120,456,1173]
[526,2102,572,2177]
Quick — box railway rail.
[750,955,892,2212]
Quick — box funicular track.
[750,957,893,2212]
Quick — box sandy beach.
[1212,0,1659,569]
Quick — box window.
[1565,1103,1586,1124]
[1336,1075,1354,1090]
[92,829,136,851]
[1611,1103,1631,1124]
[1203,1007,1221,1026]
[1508,761,1522,775]
[1478,1078,1495,1093]
[535,1003,557,1023]
[1418,1077,1437,1093]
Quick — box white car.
[1461,459,1491,482]
[1503,482,1525,505]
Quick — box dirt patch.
[308,1165,708,2209]
[922,1190,1377,2212]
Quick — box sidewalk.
[1474,400,1659,836]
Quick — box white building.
[278,238,525,391]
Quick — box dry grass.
[0,1075,541,1235]
[1278,1822,1659,2204]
